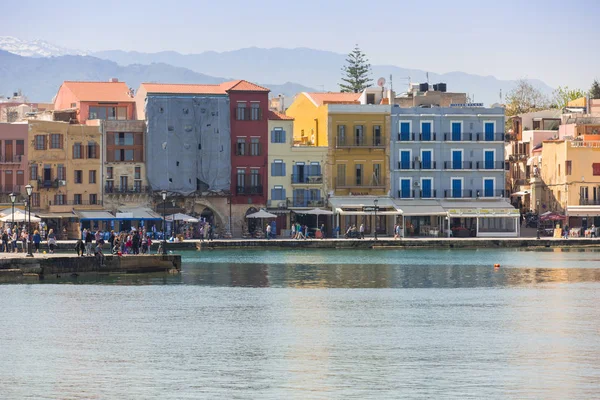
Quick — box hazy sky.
[2,0,598,89]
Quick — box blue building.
[390,105,519,237]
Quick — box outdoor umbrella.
[540,212,566,222]
[246,210,277,236]
[0,211,41,223]
[166,213,200,223]
[302,208,334,229]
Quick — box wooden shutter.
[16,170,24,185]
[134,132,143,146]
[134,149,143,162]
[106,148,115,162]
[107,132,114,146]
[43,135,48,150]
[72,143,76,159]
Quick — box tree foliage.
[339,45,372,93]
[590,80,600,99]
[504,79,550,117]
[552,86,585,109]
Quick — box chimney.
[110,78,119,83]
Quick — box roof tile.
[140,80,270,95]
[304,92,361,106]
[268,110,294,120]
[62,81,134,102]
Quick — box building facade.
[0,123,28,201]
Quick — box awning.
[75,210,117,221]
[36,212,76,219]
[510,190,530,196]
[393,200,447,216]
[566,206,600,217]
[441,199,520,218]
[116,207,162,220]
[329,196,402,215]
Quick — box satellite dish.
[377,77,386,87]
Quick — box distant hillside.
[0,51,315,102]
[94,47,555,105]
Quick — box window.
[35,135,46,150]
[50,134,62,149]
[73,143,83,159]
[373,125,382,146]
[251,103,261,120]
[107,167,113,179]
[451,178,463,198]
[594,163,600,176]
[117,107,127,120]
[73,194,82,205]
[355,164,363,185]
[106,180,114,192]
[451,122,462,141]
[134,180,142,192]
[32,193,40,207]
[354,125,364,146]
[89,170,96,184]
[271,160,285,176]
[16,170,24,185]
[337,164,346,186]
[250,138,260,156]
[566,161,572,176]
[135,167,141,180]
[236,102,247,120]
[399,121,411,141]
[421,178,433,198]
[236,138,246,156]
[271,128,285,143]
[115,149,134,161]
[30,165,38,180]
[271,186,285,201]
[87,141,98,159]
[16,140,24,156]
[421,121,433,141]
[558,164,561,176]
[250,169,261,188]
[120,176,128,190]
[74,170,83,184]
[483,178,494,197]
[89,194,97,205]
[237,169,246,192]
[373,164,381,185]
[54,194,65,205]
[399,178,411,198]
[115,132,134,146]
[89,106,125,120]
[338,125,346,146]
[57,164,65,181]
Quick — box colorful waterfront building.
[391,105,519,237]
[266,110,328,236]
[0,123,28,202]
[286,92,394,236]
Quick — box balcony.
[235,144,261,156]
[476,132,505,142]
[397,189,416,199]
[580,199,600,205]
[475,161,505,170]
[0,185,22,194]
[336,136,385,148]
[291,174,323,184]
[236,185,263,195]
[63,200,104,206]
[508,154,528,162]
[0,155,23,163]
[443,161,473,170]
[105,185,151,194]
[443,132,473,141]
[37,178,59,190]
[335,177,385,189]
[398,161,417,170]
[444,189,473,199]
[398,189,439,199]
[267,199,289,209]
[420,189,437,198]
[474,190,506,198]
[419,133,437,141]
[397,132,416,141]
[290,197,325,208]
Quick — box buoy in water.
[494,263,500,268]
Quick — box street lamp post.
[536,199,541,240]
[373,199,379,240]
[25,184,33,257]
[9,192,16,233]
[161,190,167,255]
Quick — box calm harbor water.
[1,248,600,399]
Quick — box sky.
[2,0,599,89]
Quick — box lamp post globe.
[373,199,379,240]
[161,190,167,255]
[25,184,33,257]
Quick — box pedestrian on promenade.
[291,223,296,239]
[33,230,41,253]
[1,229,8,252]
[85,230,93,256]
[207,224,213,241]
[75,239,85,256]
[563,225,569,239]
[21,230,27,253]
[11,230,18,253]
[199,225,205,242]
[359,224,365,239]
[108,230,115,249]
[47,229,56,254]
[266,224,271,239]
[303,225,309,239]
[95,243,105,266]
[132,230,140,254]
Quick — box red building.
[53,79,135,124]
[226,80,270,206]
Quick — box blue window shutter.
[271,188,276,199]
[316,189,321,199]
[282,130,286,143]
[282,163,286,176]
[316,164,321,175]
[282,188,286,199]
[271,163,276,176]
[271,130,275,143]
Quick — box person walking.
[266,223,271,240]
[11,230,18,253]
[75,239,85,256]
[132,231,140,255]
[1,229,8,252]
[199,225,205,242]
[563,225,570,239]
[47,229,56,254]
[303,224,309,240]
[359,223,365,239]
[291,223,296,239]
[320,223,326,239]
[85,229,93,256]
[33,230,41,253]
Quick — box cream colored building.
[267,110,328,236]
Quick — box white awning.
[330,196,402,215]
[393,200,447,216]
[566,206,600,217]
[441,199,520,218]
[511,190,530,196]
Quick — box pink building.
[0,123,28,199]
[53,80,135,124]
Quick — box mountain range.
[0,37,555,105]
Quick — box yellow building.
[286,93,395,236]
[27,119,103,237]
[267,110,328,236]
[535,139,600,232]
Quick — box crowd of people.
[0,225,49,254]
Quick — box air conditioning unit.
[278,202,286,208]
[59,180,66,186]
[413,181,420,187]
[414,156,420,162]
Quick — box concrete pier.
[0,253,181,282]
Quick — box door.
[5,140,13,162]
[452,178,462,198]
[484,122,495,141]
[484,150,494,169]
[294,189,306,207]
[400,122,410,141]
[422,122,432,141]
[400,179,411,198]
[484,179,494,197]
[400,151,411,169]
[421,150,432,169]
[451,122,461,141]
[43,165,52,181]
[422,178,432,198]
[120,176,128,192]
[452,150,462,169]
[4,170,12,192]
[296,163,305,183]
[355,164,363,186]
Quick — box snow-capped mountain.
[0,36,87,57]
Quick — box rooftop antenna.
[499,89,503,103]
[426,72,429,84]
[389,74,393,93]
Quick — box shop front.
[329,196,401,237]
[393,201,448,238]
[442,200,520,238]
